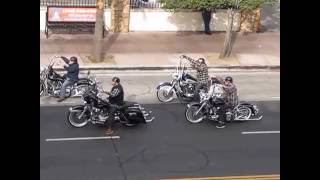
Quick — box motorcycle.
[185,81,262,124]
[67,81,155,128]
[156,56,200,102]
[40,56,93,97]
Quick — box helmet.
[197,58,205,64]
[225,76,233,83]
[70,56,78,63]
[112,77,120,83]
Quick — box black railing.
[40,0,163,9]
[40,0,111,8]
[130,0,163,9]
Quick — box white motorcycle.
[185,81,263,124]
[40,56,94,97]
[156,56,200,103]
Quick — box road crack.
[110,138,128,180]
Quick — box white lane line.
[241,131,280,135]
[271,96,280,99]
[45,136,120,142]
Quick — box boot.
[105,128,114,135]
[57,97,66,102]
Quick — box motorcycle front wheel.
[157,85,175,102]
[185,104,205,123]
[67,109,89,128]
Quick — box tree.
[163,0,278,58]
[92,0,105,62]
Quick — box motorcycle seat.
[78,78,89,81]
[74,78,90,85]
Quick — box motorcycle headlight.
[215,93,222,98]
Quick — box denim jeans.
[194,83,208,102]
[60,78,73,98]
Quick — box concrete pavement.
[40,101,280,180]
[40,32,280,70]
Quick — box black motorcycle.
[185,82,262,124]
[156,57,200,102]
[40,56,93,97]
[67,81,154,128]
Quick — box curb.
[52,65,280,71]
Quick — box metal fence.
[40,0,163,9]
[130,0,163,9]
[40,0,111,8]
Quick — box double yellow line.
[161,174,280,180]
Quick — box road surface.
[40,101,280,180]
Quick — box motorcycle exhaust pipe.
[145,116,155,123]
[69,108,83,113]
[143,111,154,123]
[234,116,263,121]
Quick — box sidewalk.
[40,32,280,70]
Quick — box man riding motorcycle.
[104,77,124,135]
[223,76,238,110]
[57,56,79,102]
[181,55,209,101]
[207,76,238,128]
[220,76,238,128]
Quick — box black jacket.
[61,56,79,82]
[108,84,124,106]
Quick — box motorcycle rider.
[181,55,209,101]
[104,77,124,135]
[57,56,79,102]
[216,76,238,128]
[223,76,238,110]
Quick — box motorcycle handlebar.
[48,55,62,67]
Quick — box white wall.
[40,8,239,32]
[40,7,46,31]
[129,9,240,32]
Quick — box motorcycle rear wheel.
[185,104,205,123]
[235,105,252,120]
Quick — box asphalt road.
[40,101,280,180]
